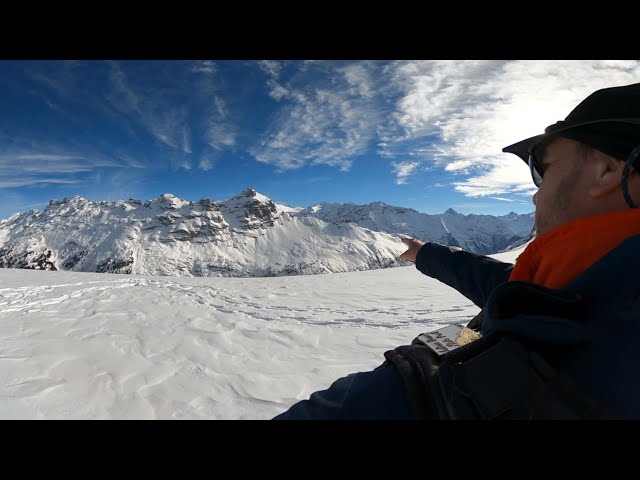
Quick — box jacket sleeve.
[415,242,514,308]
[272,365,414,420]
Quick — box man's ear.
[588,153,625,199]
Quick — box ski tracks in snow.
[0,269,478,418]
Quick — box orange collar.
[509,209,640,289]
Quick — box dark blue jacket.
[415,242,513,309]
[273,236,640,419]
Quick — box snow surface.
[0,244,524,419]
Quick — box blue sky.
[1,60,639,220]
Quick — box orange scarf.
[509,209,640,289]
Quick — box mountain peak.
[0,193,536,275]
[144,193,189,210]
[230,188,272,205]
[47,195,89,208]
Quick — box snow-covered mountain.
[302,202,534,254]
[0,188,534,277]
[0,189,406,277]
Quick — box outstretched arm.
[272,366,413,420]
[401,238,513,308]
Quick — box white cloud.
[192,61,217,75]
[444,159,478,172]
[12,60,640,201]
[258,61,289,101]
[382,60,640,196]
[107,61,237,154]
[266,80,289,101]
[452,157,537,198]
[207,123,236,150]
[170,158,191,171]
[392,161,420,185]
[0,145,129,190]
[258,60,283,79]
[489,197,516,202]
[4,154,82,162]
[199,157,214,171]
[116,153,145,169]
[339,62,376,99]
[213,96,227,118]
[252,61,384,171]
[182,126,192,154]
[106,61,184,150]
[24,61,81,98]
[0,178,81,188]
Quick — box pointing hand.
[399,237,424,263]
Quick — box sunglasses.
[524,117,640,189]
[528,147,545,188]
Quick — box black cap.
[502,82,640,163]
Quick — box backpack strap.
[385,332,622,419]
[383,344,439,419]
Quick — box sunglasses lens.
[528,153,543,187]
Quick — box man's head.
[503,83,640,236]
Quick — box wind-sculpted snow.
[0,267,476,418]
[0,244,523,419]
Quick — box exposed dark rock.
[0,247,57,270]
[96,256,134,274]
[197,199,221,211]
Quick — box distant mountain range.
[0,188,534,277]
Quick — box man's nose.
[532,191,538,206]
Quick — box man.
[273,82,640,420]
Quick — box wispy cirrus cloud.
[198,156,215,171]
[252,61,387,171]
[182,126,192,154]
[258,60,289,101]
[4,60,639,210]
[0,142,130,188]
[114,152,145,169]
[24,60,83,98]
[391,161,420,185]
[4,61,239,184]
[0,152,119,172]
[0,178,81,188]
[258,60,283,78]
[254,60,638,194]
[206,121,237,150]
[107,61,188,152]
[191,60,217,75]
[381,60,640,195]
[105,61,238,163]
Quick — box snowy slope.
[0,188,533,277]
[0,189,406,277]
[302,202,533,254]
[0,245,523,419]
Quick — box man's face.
[532,138,594,235]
